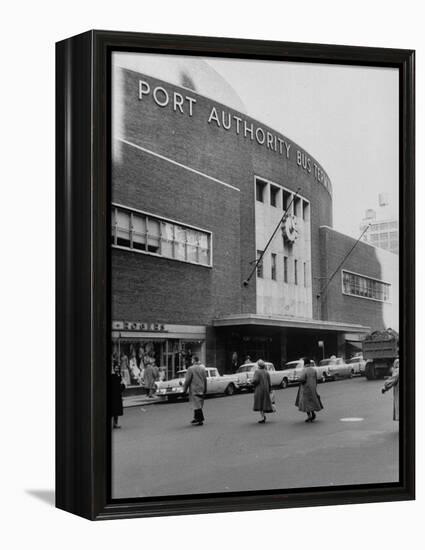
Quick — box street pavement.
[112,376,399,499]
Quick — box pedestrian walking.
[295,357,323,422]
[252,359,274,423]
[144,360,158,397]
[110,365,126,429]
[120,353,131,386]
[182,356,207,426]
[381,358,399,421]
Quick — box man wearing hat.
[182,356,207,426]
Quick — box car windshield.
[283,362,301,369]
[319,359,335,366]
[236,365,256,373]
[177,371,187,378]
[347,358,359,364]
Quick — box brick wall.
[320,226,398,331]
[112,68,334,325]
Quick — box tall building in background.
[360,193,399,254]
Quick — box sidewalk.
[123,393,166,408]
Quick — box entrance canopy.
[212,313,370,334]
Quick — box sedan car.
[235,362,282,390]
[155,370,187,401]
[318,357,352,381]
[277,360,306,388]
[346,355,366,376]
[155,367,240,401]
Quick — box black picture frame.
[56,30,415,520]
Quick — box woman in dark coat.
[110,365,126,428]
[295,358,323,422]
[252,359,274,423]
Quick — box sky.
[113,52,399,239]
[205,57,399,238]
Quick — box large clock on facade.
[282,214,299,244]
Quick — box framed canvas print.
[56,30,415,520]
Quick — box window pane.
[116,210,130,246]
[271,253,277,280]
[186,229,199,262]
[132,215,146,250]
[257,250,263,278]
[175,226,186,260]
[147,218,160,252]
[161,222,174,258]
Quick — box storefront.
[212,314,371,373]
[111,321,206,385]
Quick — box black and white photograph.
[110,51,401,499]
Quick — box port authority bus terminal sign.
[137,79,332,194]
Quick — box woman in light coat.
[295,358,323,422]
[252,359,274,423]
[143,361,158,397]
[382,358,399,421]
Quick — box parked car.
[346,355,366,376]
[318,357,352,381]
[278,359,307,388]
[155,367,240,401]
[235,361,282,390]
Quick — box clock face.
[282,215,299,243]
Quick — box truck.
[362,328,399,380]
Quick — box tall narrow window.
[270,185,279,207]
[283,256,288,283]
[302,200,309,221]
[271,253,277,280]
[256,180,267,202]
[256,250,264,278]
[282,190,291,212]
[303,262,307,287]
[294,197,302,217]
[294,259,298,285]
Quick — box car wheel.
[321,374,327,383]
[350,369,354,378]
[281,378,289,389]
[225,383,235,396]
[167,395,178,402]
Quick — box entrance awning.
[212,314,370,333]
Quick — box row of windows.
[111,206,212,266]
[369,230,398,242]
[255,179,309,221]
[342,271,390,302]
[370,221,398,231]
[257,250,308,286]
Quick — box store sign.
[112,320,167,332]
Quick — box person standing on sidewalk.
[110,365,126,429]
[182,356,207,426]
